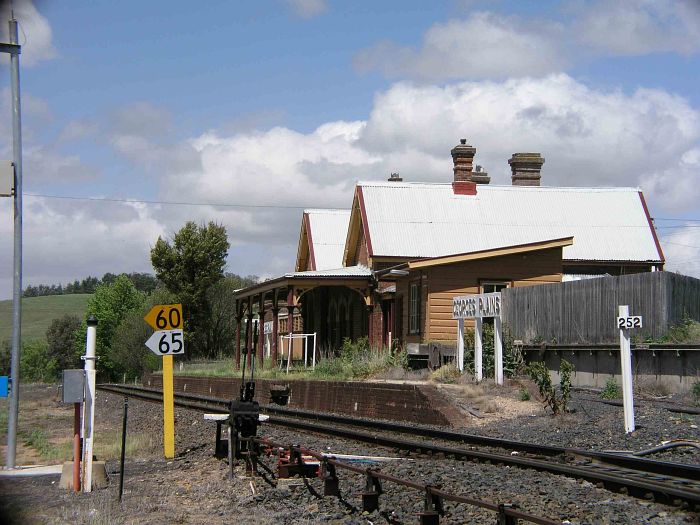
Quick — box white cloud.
[572,0,700,56]
[283,0,327,19]
[0,0,57,66]
[356,1,700,81]
[659,225,700,278]
[3,74,700,298]
[355,12,566,81]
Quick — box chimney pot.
[388,172,403,182]
[509,152,544,186]
[460,138,466,145]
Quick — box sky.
[1,0,699,298]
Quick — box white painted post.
[618,305,635,433]
[494,316,504,385]
[303,335,308,368]
[457,318,464,372]
[286,333,292,374]
[474,318,483,381]
[82,316,98,492]
[312,333,317,370]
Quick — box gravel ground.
[2,384,699,525]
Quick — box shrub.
[21,340,56,383]
[311,337,405,380]
[46,314,82,377]
[526,359,574,415]
[519,387,531,401]
[430,363,461,384]
[601,378,622,400]
[691,380,699,405]
[463,322,523,378]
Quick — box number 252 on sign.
[617,316,642,330]
[145,330,185,355]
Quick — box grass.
[0,294,91,343]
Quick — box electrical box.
[62,369,84,403]
[0,161,13,197]
[0,376,8,398]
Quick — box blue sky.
[1,0,700,297]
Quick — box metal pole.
[73,403,81,492]
[118,397,128,502]
[6,17,23,470]
[82,316,98,492]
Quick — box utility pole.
[1,14,23,469]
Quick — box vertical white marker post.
[618,305,635,433]
[457,318,464,372]
[474,318,483,381]
[82,316,98,492]
[494,316,504,386]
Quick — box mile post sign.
[144,304,184,459]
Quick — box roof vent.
[472,164,490,185]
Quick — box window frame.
[408,281,421,335]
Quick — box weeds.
[430,363,461,384]
[692,380,700,405]
[519,387,531,401]
[526,359,574,415]
[463,323,524,378]
[601,378,622,399]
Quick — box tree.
[111,289,178,381]
[75,275,145,380]
[150,221,229,358]
[46,314,82,375]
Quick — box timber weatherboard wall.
[398,248,564,344]
[501,272,700,345]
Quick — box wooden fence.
[501,272,700,344]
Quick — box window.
[481,281,509,294]
[409,282,421,334]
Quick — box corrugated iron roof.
[358,182,662,263]
[306,209,351,270]
[287,265,372,278]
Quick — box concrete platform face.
[0,464,63,477]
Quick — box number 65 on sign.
[145,330,185,355]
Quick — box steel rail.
[98,383,700,481]
[97,384,700,508]
[256,436,561,525]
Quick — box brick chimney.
[388,172,403,182]
[451,139,476,182]
[509,153,544,186]
[451,139,478,195]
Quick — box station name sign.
[452,292,502,319]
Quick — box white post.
[457,319,464,372]
[312,333,317,370]
[494,316,504,385]
[304,336,308,368]
[82,316,98,492]
[474,318,483,381]
[618,305,635,433]
[286,333,292,374]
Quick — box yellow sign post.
[144,304,183,459]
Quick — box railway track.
[98,383,700,510]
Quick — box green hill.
[0,294,92,343]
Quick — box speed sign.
[145,330,185,355]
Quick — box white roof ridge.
[357,181,641,192]
[304,208,351,214]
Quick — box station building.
[232,140,664,366]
